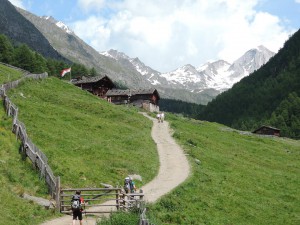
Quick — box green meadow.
[7,77,159,188]
[0,107,56,225]
[1,67,299,225]
[150,114,300,225]
[0,64,23,83]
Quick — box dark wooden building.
[72,75,115,98]
[252,126,280,136]
[106,88,160,112]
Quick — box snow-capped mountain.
[41,16,73,34]
[162,46,275,93]
[102,46,275,95]
[101,49,169,86]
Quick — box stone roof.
[106,88,160,98]
[72,75,108,85]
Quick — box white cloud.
[72,0,294,72]
[77,0,106,12]
[8,0,26,8]
[295,0,300,4]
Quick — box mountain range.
[1,0,274,104]
[102,45,275,95]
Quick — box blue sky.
[9,0,300,72]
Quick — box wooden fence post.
[55,176,61,212]
[116,189,120,210]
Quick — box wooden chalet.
[72,75,115,98]
[106,88,160,112]
[252,125,280,137]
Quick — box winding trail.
[40,112,190,225]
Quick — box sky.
[8,0,300,72]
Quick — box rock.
[23,193,55,209]
[195,159,201,165]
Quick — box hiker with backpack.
[71,190,85,225]
[124,176,137,194]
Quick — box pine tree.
[0,34,14,63]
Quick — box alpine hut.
[106,88,160,112]
[252,125,280,137]
[72,75,115,98]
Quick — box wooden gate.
[59,188,144,214]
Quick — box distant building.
[72,75,115,98]
[106,88,160,112]
[252,125,280,136]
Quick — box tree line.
[0,34,97,78]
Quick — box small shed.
[106,88,160,112]
[252,126,280,136]
[72,75,115,98]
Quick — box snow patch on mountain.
[42,16,73,34]
[101,46,275,94]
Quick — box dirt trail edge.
[40,112,190,225]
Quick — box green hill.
[150,114,300,225]
[6,77,159,188]
[2,65,299,225]
[197,29,300,139]
[0,105,56,225]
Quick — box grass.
[0,64,24,83]
[0,105,57,225]
[3,66,299,224]
[149,114,300,225]
[7,77,159,188]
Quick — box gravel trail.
[40,112,190,225]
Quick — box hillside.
[0,103,55,224]
[2,65,299,224]
[6,77,159,188]
[198,29,300,138]
[150,114,300,225]
[0,0,67,62]
[16,7,153,88]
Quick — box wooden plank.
[61,188,122,192]
[61,203,119,207]
[61,211,115,214]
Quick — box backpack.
[71,194,81,210]
[124,177,130,193]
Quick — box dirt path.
[40,113,190,225]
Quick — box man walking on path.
[71,190,85,225]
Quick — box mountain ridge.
[6,2,274,104]
[102,45,275,94]
[0,0,67,62]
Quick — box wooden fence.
[0,73,60,206]
[1,72,154,223]
[60,188,145,214]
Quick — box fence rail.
[0,72,60,204]
[60,188,145,214]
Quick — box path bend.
[40,112,190,225]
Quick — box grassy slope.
[150,114,300,225]
[0,106,56,225]
[0,64,23,83]
[7,77,159,188]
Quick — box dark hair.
[75,190,81,195]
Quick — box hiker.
[156,113,161,123]
[160,112,165,123]
[124,176,137,193]
[71,190,85,225]
[124,177,131,193]
[129,177,137,193]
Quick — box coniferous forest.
[0,34,96,77]
[197,29,300,139]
